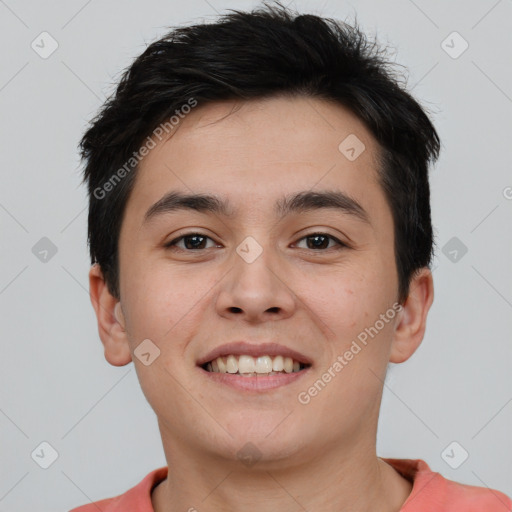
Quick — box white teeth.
[272,355,284,372]
[217,356,227,373]
[238,355,256,373]
[255,356,273,373]
[205,354,307,375]
[226,355,238,373]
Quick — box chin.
[220,418,309,460]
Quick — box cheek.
[310,262,396,367]
[314,264,387,326]
[120,270,212,412]
[124,264,208,334]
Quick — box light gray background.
[1,0,511,510]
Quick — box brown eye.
[294,233,346,250]
[165,233,217,251]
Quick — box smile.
[202,354,310,375]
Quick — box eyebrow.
[142,190,370,226]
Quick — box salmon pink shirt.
[69,458,512,511]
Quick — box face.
[94,95,427,467]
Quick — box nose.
[215,246,296,324]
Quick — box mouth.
[196,342,312,391]
[201,354,311,376]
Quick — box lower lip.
[198,366,311,391]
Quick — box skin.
[89,95,434,512]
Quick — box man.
[71,2,512,511]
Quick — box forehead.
[156,96,380,171]
[124,95,387,226]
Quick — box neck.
[151,435,412,512]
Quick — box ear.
[389,267,434,364]
[88,263,132,366]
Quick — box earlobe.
[389,268,434,364]
[88,264,132,367]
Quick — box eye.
[164,232,348,252]
[164,233,218,251]
[294,233,347,251]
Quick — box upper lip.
[197,341,313,367]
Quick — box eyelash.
[164,232,348,252]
